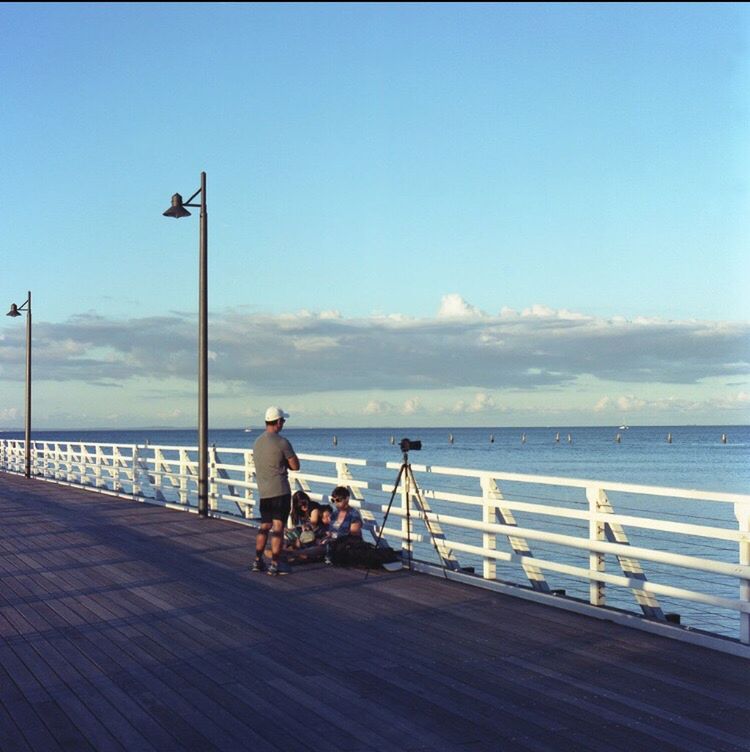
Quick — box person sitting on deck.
[317,503,332,533]
[285,490,320,549]
[323,486,363,565]
[322,488,401,570]
[291,490,320,526]
[284,503,333,562]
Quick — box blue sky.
[1,3,748,428]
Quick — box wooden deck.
[0,474,748,752]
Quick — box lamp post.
[6,291,32,478]
[163,172,209,518]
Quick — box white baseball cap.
[265,406,289,422]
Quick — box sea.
[3,424,748,639]
[6,424,748,493]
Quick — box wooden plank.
[19,558,279,751]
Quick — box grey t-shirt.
[253,432,297,499]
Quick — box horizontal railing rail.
[1,438,748,649]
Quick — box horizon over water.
[2,424,748,493]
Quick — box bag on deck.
[330,535,401,569]
[299,529,316,545]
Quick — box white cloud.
[616,395,647,411]
[594,397,611,412]
[0,299,747,404]
[364,399,394,415]
[522,304,557,318]
[453,392,498,413]
[403,398,422,415]
[437,294,486,319]
[292,336,340,352]
[590,391,750,416]
[0,407,19,422]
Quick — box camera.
[399,438,422,452]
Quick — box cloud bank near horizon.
[1,296,748,398]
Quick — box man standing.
[251,406,300,576]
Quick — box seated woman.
[324,486,362,565]
[285,490,320,549]
[284,502,333,562]
[291,490,320,526]
[322,488,401,570]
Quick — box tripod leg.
[372,462,405,549]
[364,462,406,581]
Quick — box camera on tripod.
[399,438,421,452]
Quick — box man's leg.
[270,519,284,563]
[253,522,271,570]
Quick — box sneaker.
[324,555,333,566]
[267,561,291,576]
[251,558,267,573]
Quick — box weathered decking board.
[0,474,747,752]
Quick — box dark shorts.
[259,494,292,524]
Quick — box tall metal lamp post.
[6,291,32,478]
[163,172,209,518]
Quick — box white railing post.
[592,488,664,620]
[66,443,74,482]
[209,445,218,511]
[113,446,122,492]
[587,486,606,607]
[153,447,165,500]
[481,476,498,580]
[179,449,189,505]
[483,475,549,590]
[244,450,255,518]
[736,503,750,644]
[53,442,61,479]
[94,445,103,488]
[37,440,43,477]
[131,446,141,497]
[79,444,89,485]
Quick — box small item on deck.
[382,560,403,572]
[299,529,316,545]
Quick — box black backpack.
[330,536,401,569]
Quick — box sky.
[1,2,749,429]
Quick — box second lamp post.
[6,291,32,478]
[163,172,209,518]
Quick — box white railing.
[2,438,748,650]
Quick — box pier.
[1,473,748,752]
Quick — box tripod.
[365,446,452,580]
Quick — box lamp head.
[163,193,191,218]
[6,303,21,317]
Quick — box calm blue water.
[7,425,749,493]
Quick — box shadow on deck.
[0,474,748,752]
